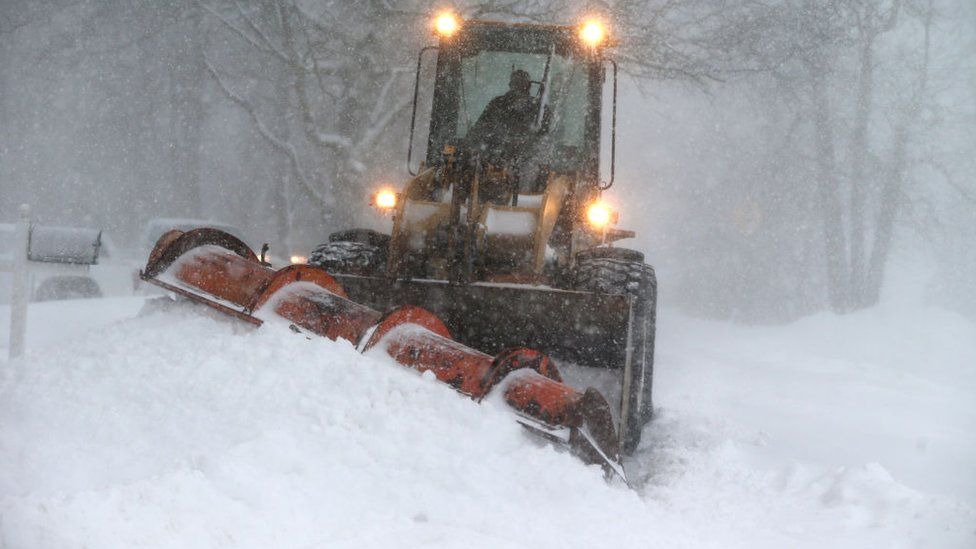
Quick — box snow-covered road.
[1,297,973,548]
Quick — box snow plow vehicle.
[139,14,653,479]
[309,15,657,455]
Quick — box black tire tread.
[328,229,390,249]
[308,240,385,276]
[574,250,657,455]
[576,246,644,264]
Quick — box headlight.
[586,201,614,228]
[434,12,460,37]
[579,19,607,47]
[373,188,398,210]
[290,255,308,265]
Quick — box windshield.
[456,49,588,154]
[425,26,602,181]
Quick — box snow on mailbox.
[27,225,102,265]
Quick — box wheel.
[328,229,391,249]
[576,246,645,264]
[309,229,389,276]
[33,276,102,302]
[574,247,656,455]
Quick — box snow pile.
[0,298,974,548]
[0,301,643,548]
[647,305,976,502]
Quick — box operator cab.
[424,21,607,198]
[388,16,621,283]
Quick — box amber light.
[373,188,398,209]
[434,12,460,36]
[586,201,614,228]
[579,19,607,47]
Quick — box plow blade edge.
[332,274,652,455]
[139,228,626,479]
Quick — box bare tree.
[758,0,938,312]
[201,0,427,233]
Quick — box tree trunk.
[169,18,206,218]
[864,127,905,305]
[848,33,877,308]
[811,72,851,312]
[864,2,932,306]
[271,55,294,253]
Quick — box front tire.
[575,247,657,455]
[308,229,389,276]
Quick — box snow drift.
[0,297,973,548]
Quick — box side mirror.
[407,46,439,176]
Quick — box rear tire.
[309,229,389,276]
[574,247,656,455]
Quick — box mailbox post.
[5,205,104,360]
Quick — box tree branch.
[203,53,327,208]
[198,0,291,65]
[232,0,291,61]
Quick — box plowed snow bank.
[0,299,973,548]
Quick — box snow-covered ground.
[1,296,974,548]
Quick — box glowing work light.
[434,12,460,37]
[373,188,398,210]
[579,19,607,47]
[586,201,615,228]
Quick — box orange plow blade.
[140,228,624,480]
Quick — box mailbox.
[27,225,102,265]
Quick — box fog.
[2,0,974,322]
